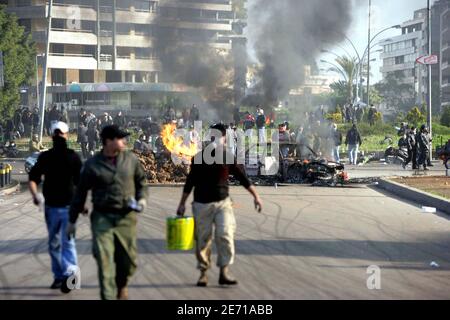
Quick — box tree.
[334,55,357,103]
[406,106,426,127]
[329,80,349,107]
[368,87,382,106]
[0,6,35,122]
[374,73,415,112]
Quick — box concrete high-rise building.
[3,0,243,116]
[440,3,450,109]
[379,9,429,106]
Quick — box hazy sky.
[319,0,435,83]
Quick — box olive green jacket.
[69,150,147,223]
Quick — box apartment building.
[3,0,242,113]
[441,5,450,108]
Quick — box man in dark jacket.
[177,123,262,287]
[87,121,100,158]
[113,111,127,129]
[28,121,82,293]
[417,124,430,171]
[68,125,147,300]
[345,124,362,165]
[77,123,89,159]
[403,127,417,169]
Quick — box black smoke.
[246,0,355,106]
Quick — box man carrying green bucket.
[177,123,263,287]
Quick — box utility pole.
[366,0,372,107]
[38,0,53,142]
[427,0,433,160]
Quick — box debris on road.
[422,206,437,213]
[430,261,440,268]
[135,151,189,184]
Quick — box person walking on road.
[345,124,362,165]
[68,125,148,300]
[176,123,263,287]
[28,121,82,293]
[417,124,431,171]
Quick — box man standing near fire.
[177,123,263,287]
[68,125,148,300]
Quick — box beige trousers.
[192,197,236,271]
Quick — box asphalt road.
[0,184,450,300]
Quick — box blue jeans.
[332,146,341,163]
[44,206,78,280]
[348,144,359,165]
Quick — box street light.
[364,21,401,106]
[35,54,44,110]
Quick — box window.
[395,56,405,64]
[51,69,66,86]
[79,70,94,83]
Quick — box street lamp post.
[35,55,40,109]
[38,0,53,143]
[427,0,433,160]
[362,25,401,105]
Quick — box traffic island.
[377,176,450,215]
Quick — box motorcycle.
[436,140,450,169]
[384,146,408,165]
[304,159,348,186]
[0,141,20,158]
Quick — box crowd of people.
[397,123,434,171]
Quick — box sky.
[319,0,435,84]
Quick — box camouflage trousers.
[91,211,138,300]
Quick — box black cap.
[100,125,130,141]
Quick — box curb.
[0,180,21,196]
[376,178,450,215]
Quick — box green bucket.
[166,216,195,251]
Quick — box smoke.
[246,0,355,106]
[154,3,237,121]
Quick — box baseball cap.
[100,125,130,141]
[51,121,69,135]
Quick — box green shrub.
[325,112,343,124]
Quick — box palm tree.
[334,55,357,103]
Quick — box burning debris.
[134,151,189,184]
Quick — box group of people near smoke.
[341,103,379,126]
[0,106,41,142]
[76,108,128,159]
[397,122,434,171]
[28,119,262,300]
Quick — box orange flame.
[161,124,198,160]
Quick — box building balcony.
[117,34,156,48]
[5,5,46,19]
[159,17,232,31]
[159,1,232,12]
[380,47,416,59]
[116,9,159,24]
[52,3,97,21]
[47,53,97,70]
[116,57,162,72]
[381,62,416,73]
[50,28,97,45]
